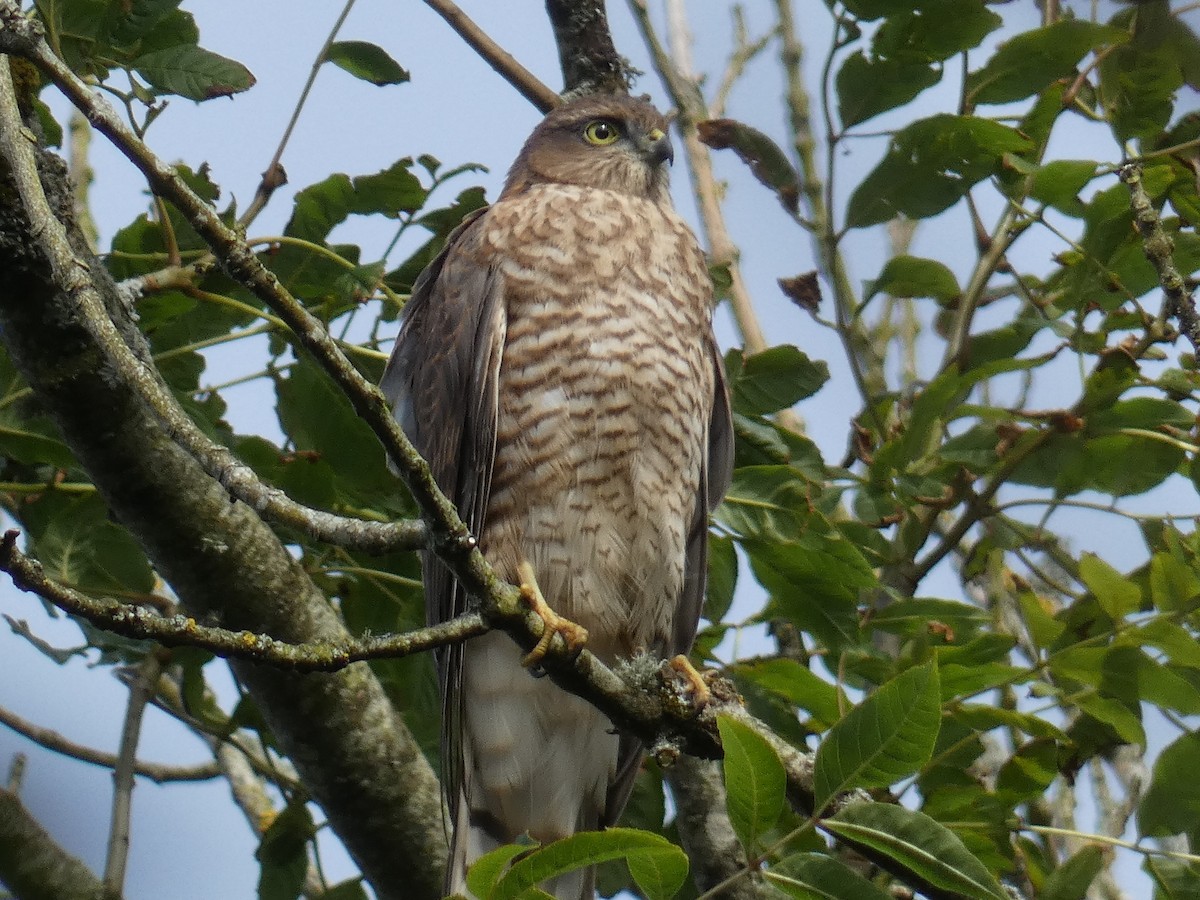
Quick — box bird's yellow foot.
[517,560,588,667]
[668,654,712,706]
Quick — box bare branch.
[423,0,559,112]
[0,530,488,670]
[103,652,162,897]
[0,702,220,783]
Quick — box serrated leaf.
[134,45,255,101]
[491,829,686,900]
[813,661,941,809]
[323,40,409,86]
[822,802,1006,900]
[717,715,785,850]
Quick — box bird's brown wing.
[379,206,504,820]
[604,334,734,826]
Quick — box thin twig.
[0,703,220,783]
[422,0,559,111]
[240,0,357,229]
[102,652,163,897]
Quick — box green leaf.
[1100,39,1186,143]
[821,802,1006,900]
[705,534,737,624]
[730,346,829,416]
[352,160,427,218]
[256,802,313,900]
[836,52,940,128]
[869,597,989,641]
[1148,552,1200,613]
[769,852,893,900]
[747,535,871,652]
[733,658,843,726]
[846,115,1032,228]
[716,466,813,540]
[1030,160,1100,215]
[24,493,155,595]
[812,661,941,809]
[323,40,409,86]
[1139,731,1200,837]
[717,714,785,850]
[1041,845,1104,900]
[865,255,960,302]
[134,45,256,100]
[1078,553,1141,620]
[491,829,687,900]
[466,844,527,899]
[966,20,1128,105]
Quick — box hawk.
[381,93,733,898]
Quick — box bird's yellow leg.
[517,560,588,667]
[668,654,711,706]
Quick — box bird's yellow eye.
[583,120,621,146]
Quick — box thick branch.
[0,46,446,900]
[546,0,632,96]
[0,788,104,900]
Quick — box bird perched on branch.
[381,93,733,899]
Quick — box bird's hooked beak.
[641,126,675,167]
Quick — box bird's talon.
[669,654,712,707]
[517,561,588,667]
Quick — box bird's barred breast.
[478,184,715,660]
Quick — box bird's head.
[501,94,675,201]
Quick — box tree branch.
[545,0,632,97]
[0,530,488,670]
[423,0,560,111]
[1120,161,1200,355]
[0,703,221,783]
[0,787,105,900]
[0,44,446,900]
[103,652,161,897]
